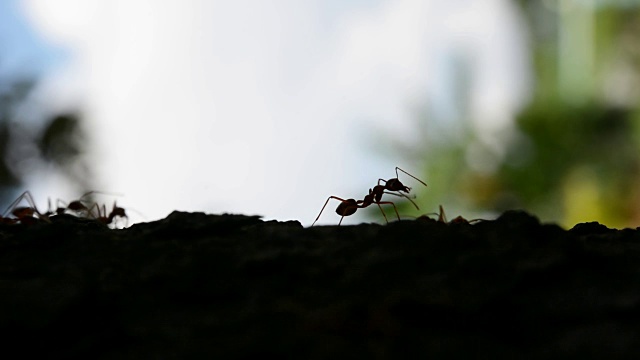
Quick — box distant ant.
[41,191,131,227]
[312,167,427,226]
[54,191,123,217]
[42,192,92,218]
[420,205,483,225]
[67,191,105,214]
[88,200,128,227]
[1,191,50,224]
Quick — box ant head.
[67,201,88,211]
[107,201,127,220]
[112,207,127,218]
[385,178,410,193]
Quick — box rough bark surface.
[1,211,639,358]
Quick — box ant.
[420,205,483,225]
[88,200,128,227]
[1,191,50,224]
[312,167,427,225]
[311,189,400,226]
[42,192,94,219]
[52,191,123,217]
[65,191,103,215]
[40,191,131,228]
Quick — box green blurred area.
[370,1,640,229]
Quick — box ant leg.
[40,197,64,218]
[56,198,69,211]
[382,191,420,210]
[70,191,123,214]
[396,167,428,187]
[312,196,348,226]
[438,205,447,223]
[404,194,420,210]
[78,190,125,201]
[377,201,400,222]
[375,203,390,224]
[3,191,26,217]
[84,202,103,220]
[4,191,51,223]
[3,191,39,218]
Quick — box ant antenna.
[395,167,427,187]
[3,191,39,218]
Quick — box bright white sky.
[15,0,531,226]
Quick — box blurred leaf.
[0,121,19,187]
[38,114,83,165]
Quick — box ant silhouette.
[1,191,50,224]
[40,191,131,228]
[311,188,400,226]
[52,191,123,217]
[67,191,107,213]
[420,205,483,225]
[88,200,128,227]
[42,191,95,218]
[312,167,427,226]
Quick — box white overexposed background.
[10,0,530,226]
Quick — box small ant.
[312,167,427,225]
[42,192,93,219]
[88,200,128,227]
[65,191,103,214]
[1,191,50,224]
[420,205,483,225]
[55,191,123,217]
[41,191,130,227]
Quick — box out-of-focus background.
[0,0,639,228]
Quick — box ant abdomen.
[336,199,358,216]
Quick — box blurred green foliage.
[370,1,640,228]
[498,101,639,226]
